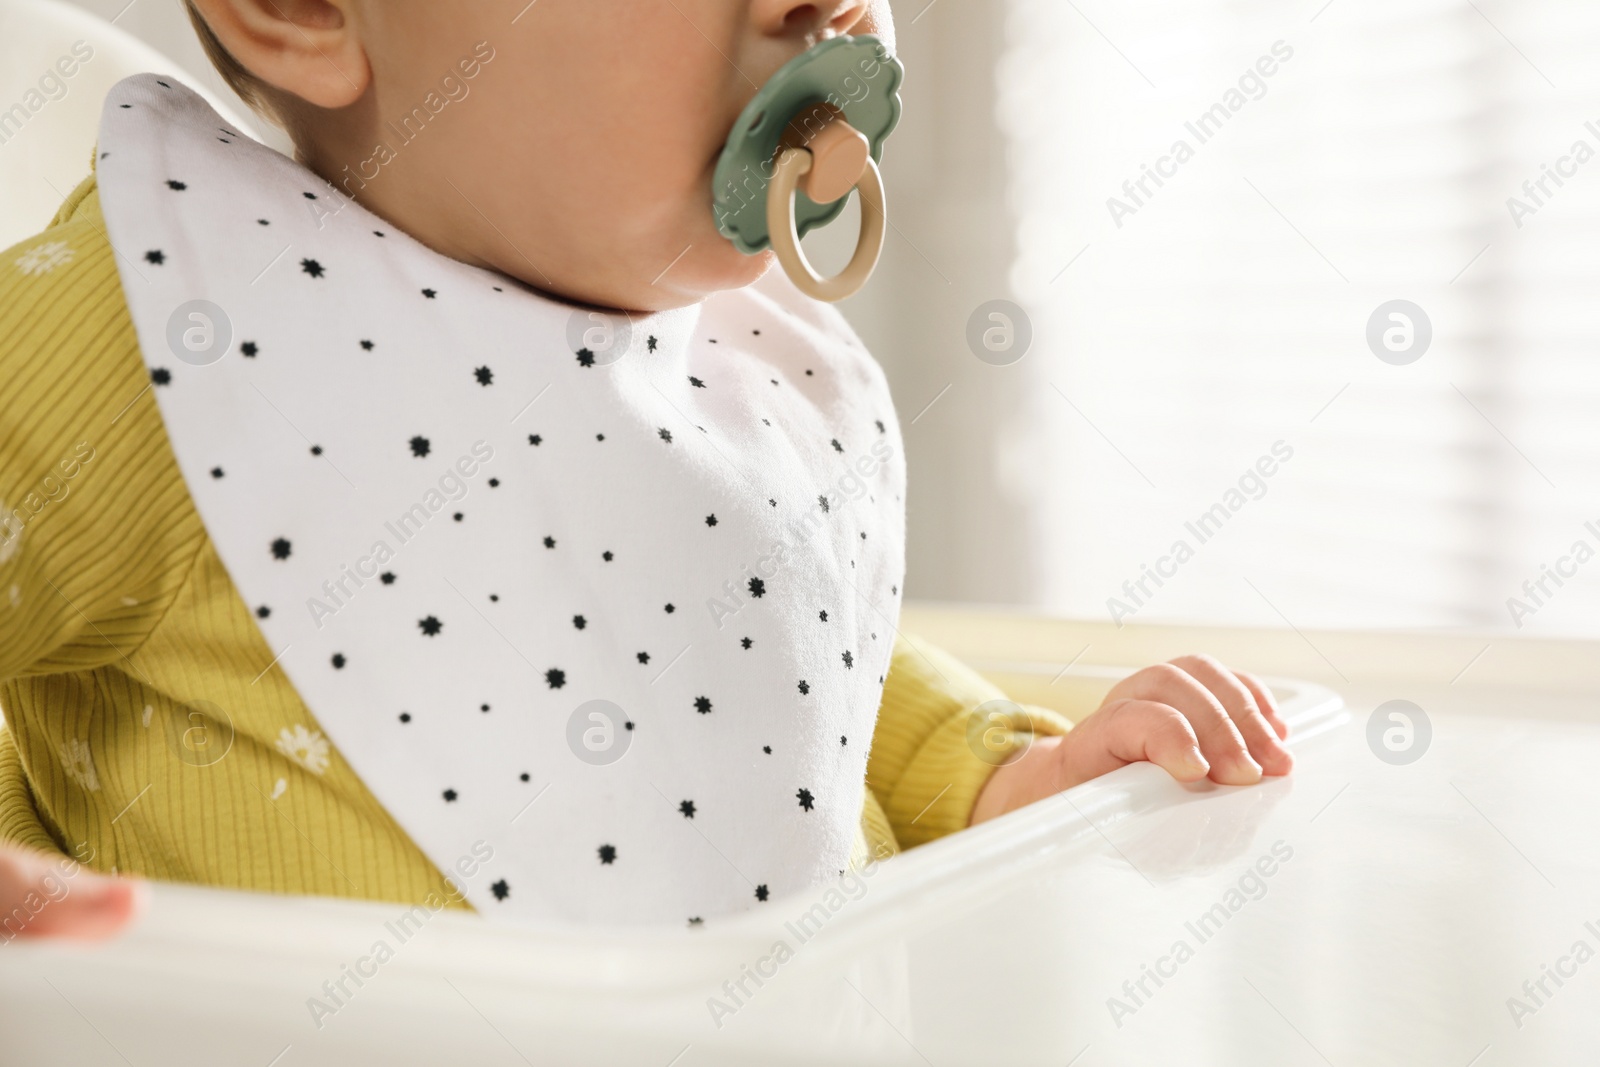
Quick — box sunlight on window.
[1002,0,1600,635]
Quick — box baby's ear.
[190,0,370,109]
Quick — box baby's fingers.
[1236,669,1290,741]
[0,848,143,941]
[1169,655,1293,777]
[1099,699,1212,784]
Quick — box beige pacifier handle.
[766,116,886,303]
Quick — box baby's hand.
[0,846,143,941]
[970,655,1292,825]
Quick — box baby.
[0,0,1291,934]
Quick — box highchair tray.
[7,605,1599,1066]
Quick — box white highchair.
[3,5,1597,1062]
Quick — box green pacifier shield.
[712,35,904,255]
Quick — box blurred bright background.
[23,0,1600,639]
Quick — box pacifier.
[712,35,904,302]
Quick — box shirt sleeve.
[867,632,1074,850]
[0,175,205,685]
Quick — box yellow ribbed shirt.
[0,173,1071,913]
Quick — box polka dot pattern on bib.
[95,74,905,926]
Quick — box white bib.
[95,75,905,926]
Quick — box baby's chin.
[598,243,777,314]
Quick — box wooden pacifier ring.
[766,138,886,303]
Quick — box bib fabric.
[94,75,906,926]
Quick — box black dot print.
[144,250,165,264]
[104,109,911,921]
[688,917,703,927]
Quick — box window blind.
[1000,0,1600,636]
